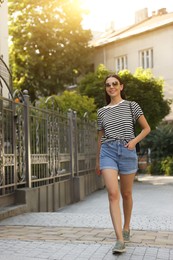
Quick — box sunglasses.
[105,81,119,87]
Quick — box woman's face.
[105,77,123,98]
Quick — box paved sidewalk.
[0,175,173,259]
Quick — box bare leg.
[102,169,123,241]
[119,173,136,231]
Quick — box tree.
[38,91,97,120]
[78,64,110,108]
[9,0,93,101]
[119,68,171,130]
[79,65,171,130]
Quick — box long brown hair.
[104,74,125,105]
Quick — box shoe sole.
[112,248,126,254]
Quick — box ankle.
[117,239,124,243]
[123,227,130,231]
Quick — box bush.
[147,157,173,176]
[147,160,164,175]
[161,157,173,176]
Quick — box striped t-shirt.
[97,100,143,144]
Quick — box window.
[139,48,153,69]
[115,55,127,72]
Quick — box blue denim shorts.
[100,140,138,174]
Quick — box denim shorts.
[100,140,138,174]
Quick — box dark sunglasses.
[105,81,119,87]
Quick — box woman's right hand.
[96,130,103,176]
[95,162,101,176]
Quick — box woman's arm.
[135,115,151,143]
[126,115,151,150]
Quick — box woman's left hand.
[125,140,136,150]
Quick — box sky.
[81,0,173,32]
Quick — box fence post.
[68,109,74,177]
[68,109,77,178]
[73,111,78,177]
[23,90,31,188]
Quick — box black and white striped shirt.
[97,100,143,144]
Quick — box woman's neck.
[109,97,123,106]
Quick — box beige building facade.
[92,8,173,120]
[0,0,9,65]
[0,0,11,97]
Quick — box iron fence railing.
[0,90,97,196]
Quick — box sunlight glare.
[81,0,173,32]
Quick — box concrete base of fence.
[15,172,105,213]
[15,181,72,212]
[73,173,104,202]
[0,204,27,221]
[0,193,16,207]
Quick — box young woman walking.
[96,74,150,253]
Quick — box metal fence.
[0,91,97,196]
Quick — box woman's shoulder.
[126,100,140,108]
[128,100,143,116]
[97,105,108,114]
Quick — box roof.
[91,10,173,47]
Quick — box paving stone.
[0,175,173,259]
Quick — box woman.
[96,74,150,253]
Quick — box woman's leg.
[102,169,123,241]
[119,173,136,231]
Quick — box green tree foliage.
[39,91,97,120]
[9,0,93,101]
[119,68,171,130]
[143,123,173,158]
[79,65,171,130]
[78,64,110,108]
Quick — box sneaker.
[123,229,130,242]
[112,240,126,254]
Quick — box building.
[91,8,173,121]
[0,0,12,97]
[0,0,9,65]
